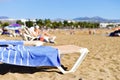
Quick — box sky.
[0,0,120,19]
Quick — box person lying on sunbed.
[30,25,56,43]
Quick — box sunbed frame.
[52,45,89,74]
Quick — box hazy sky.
[0,0,120,19]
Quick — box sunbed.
[0,40,89,74]
[22,27,56,43]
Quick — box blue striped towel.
[0,40,24,45]
[0,45,61,67]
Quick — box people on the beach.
[89,29,96,35]
[30,25,56,43]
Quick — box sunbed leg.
[70,48,89,72]
[57,48,89,74]
[57,66,71,74]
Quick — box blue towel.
[0,45,61,67]
[0,40,23,45]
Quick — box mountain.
[1,16,120,23]
[73,16,120,23]
[0,16,9,19]
[52,18,65,22]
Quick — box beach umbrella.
[10,24,21,27]
[5,24,23,30]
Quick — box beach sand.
[0,29,119,80]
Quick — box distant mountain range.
[73,16,120,23]
[0,16,120,23]
[0,16,9,19]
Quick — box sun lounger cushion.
[0,45,60,67]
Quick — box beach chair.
[22,27,56,43]
[21,27,39,41]
[53,45,89,74]
[0,40,89,74]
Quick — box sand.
[0,29,119,80]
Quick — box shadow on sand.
[0,63,62,75]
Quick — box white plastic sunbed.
[53,45,89,74]
[22,27,56,43]
[0,40,89,74]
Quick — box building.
[100,23,120,28]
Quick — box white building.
[100,23,120,28]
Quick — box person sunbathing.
[30,25,56,43]
[41,29,56,43]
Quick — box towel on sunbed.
[0,40,24,45]
[0,45,60,67]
